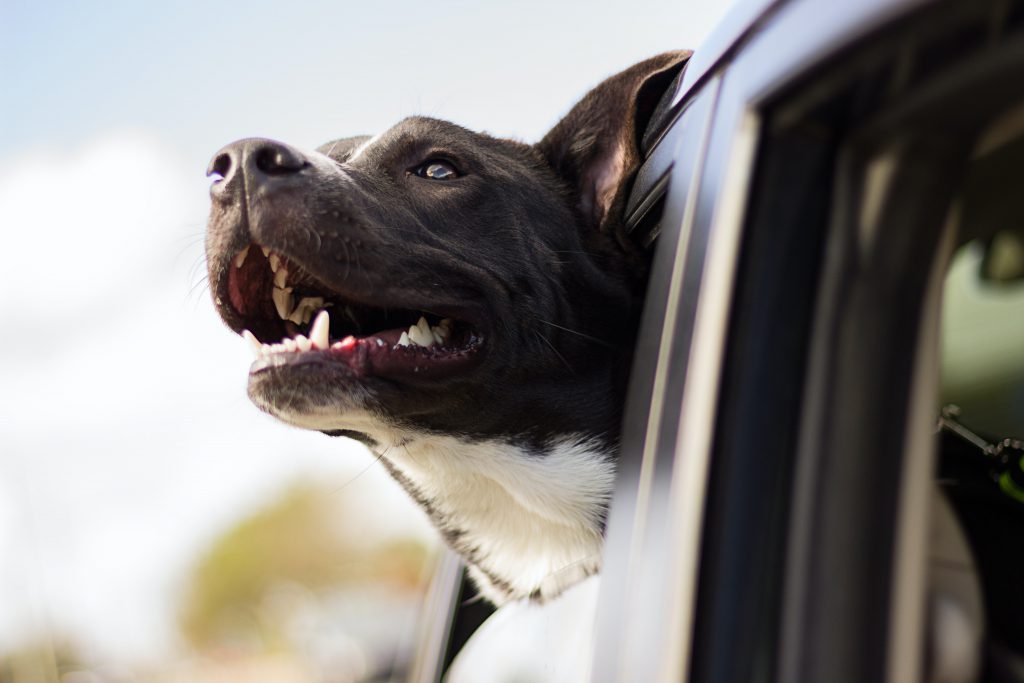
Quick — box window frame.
[597,0,1024,681]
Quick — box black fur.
[206,52,690,450]
[204,52,691,601]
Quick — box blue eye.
[415,160,460,180]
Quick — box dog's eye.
[414,160,460,180]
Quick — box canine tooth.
[261,246,270,257]
[309,310,330,349]
[397,331,411,347]
[408,322,433,347]
[272,287,295,319]
[242,329,261,356]
[274,268,288,288]
[269,253,281,272]
[295,335,312,352]
[234,246,250,269]
[416,316,432,338]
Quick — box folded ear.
[536,51,692,236]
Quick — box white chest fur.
[377,434,616,604]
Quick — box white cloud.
[0,133,434,661]
[0,132,199,314]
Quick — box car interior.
[935,101,1024,681]
[413,4,1024,682]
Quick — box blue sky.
[3,0,732,163]
[0,0,735,662]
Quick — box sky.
[0,0,736,665]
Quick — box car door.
[596,0,1024,682]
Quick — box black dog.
[205,51,691,604]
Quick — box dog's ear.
[537,51,692,236]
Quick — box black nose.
[207,138,307,199]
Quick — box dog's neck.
[372,432,616,604]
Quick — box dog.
[205,51,691,605]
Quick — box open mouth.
[223,244,483,380]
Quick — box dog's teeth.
[233,246,250,269]
[432,327,446,345]
[269,254,281,273]
[397,331,411,347]
[272,287,295,319]
[295,335,312,352]
[241,329,261,356]
[408,322,433,347]
[288,297,325,326]
[283,338,298,352]
[413,316,435,347]
[273,267,288,289]
[261,246,270,257]
[309,310,330,349]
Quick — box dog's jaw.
[257,397,615,604]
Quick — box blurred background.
[0,1,735,681]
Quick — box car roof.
[677,0,938,105]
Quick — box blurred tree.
[0,639,79,683]
[179,481,429,652]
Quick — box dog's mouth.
[221,244,484,381]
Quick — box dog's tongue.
[247,315,483,382]
[324,328,483,380]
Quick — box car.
[403,0,1024,680]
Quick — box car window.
[936,108,1024,677]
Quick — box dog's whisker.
[543,550,603,583]
[185,275,211,305]
[537,319,615,348]
[533,331,575,374]
[175,241,205,262]
[187,253,208,280]
[332,445,391,494]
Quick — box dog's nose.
[207,138,307,200]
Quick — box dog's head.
[205,52,690,449]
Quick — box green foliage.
[179,481,428,651]
[0,639,79,683]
